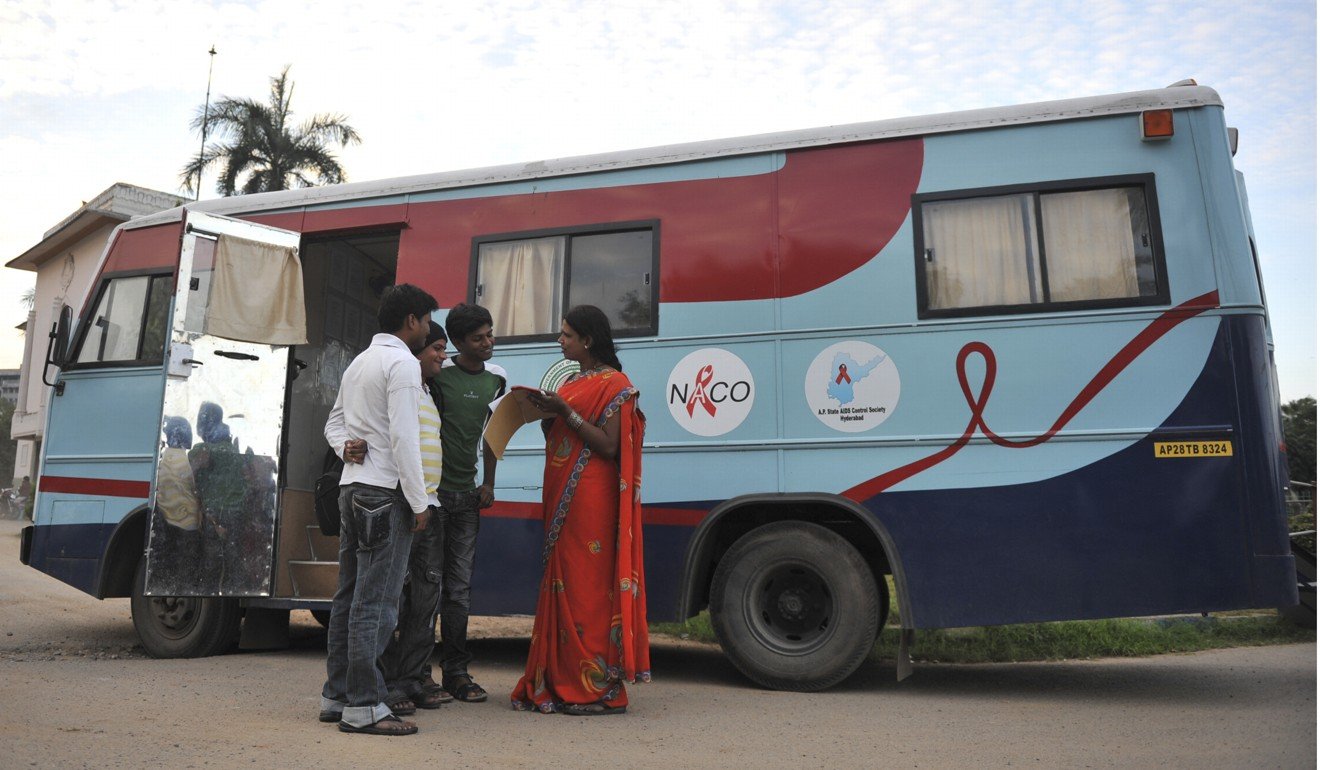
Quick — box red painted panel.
[246,211,306,231]
[302,203,407,234]
[103,222,182,273]
[391,139,923,305]
[396,175,777,307]
[778,140,924,296]
[40,475,150,499]
[215,141,923,304]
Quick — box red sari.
[510,367,650,712]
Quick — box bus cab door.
[144,210,304,597]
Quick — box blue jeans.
[320,484,415,727]
[382,507,444,700]
[436,488,481,681]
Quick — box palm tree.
[180,66,362,196]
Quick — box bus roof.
[128,83,1222,230]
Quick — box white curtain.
[1040,189,1140,302]
[206,235,308,345]
[923,195,1040,309]
[478,237,564,336]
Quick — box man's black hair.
[445,302,493,343]
[377,283,439,333]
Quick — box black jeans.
[436,488,482,681]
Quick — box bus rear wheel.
[710,521,882,692]
[130,559,240,658]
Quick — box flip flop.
[562,703,627,717]
[338,714,418,736]
[318,710,341,723]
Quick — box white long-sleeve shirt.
[324,333,428,514]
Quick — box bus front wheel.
[130,559,241,658]
[710,521,881,692]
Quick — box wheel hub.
[747,563,835,655]
[151,596,198,635]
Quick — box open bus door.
[143,210,304,603]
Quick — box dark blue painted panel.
[860,316,1295,628]
[28,522,116,595]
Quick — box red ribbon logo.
[686,364,717,417]
[836,364,851,384]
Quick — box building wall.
[9,222,117,482]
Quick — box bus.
[21,81,1298,691]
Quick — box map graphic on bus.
[826,352,886,406]
[806,341,901,433]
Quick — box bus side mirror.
[43,305,73,393]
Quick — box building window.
[914,175,1166,317]
[73,274,173,365]
[473,222,658,340]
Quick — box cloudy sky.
[1,0,1314,398]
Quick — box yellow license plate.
[1153,440,1233,458]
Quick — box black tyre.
[130,558,241,658]
[710,521,882,691]
[310,609,332,627]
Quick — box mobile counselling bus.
[22,81,1298,691]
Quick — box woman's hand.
[526,389,569,417]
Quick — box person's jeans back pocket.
[351,491,394,551]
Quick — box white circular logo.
[666,348,755,436]
[539,359,580,392]
[805,341,900,432]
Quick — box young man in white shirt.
[381,321,453,713]
[319,284,438,736]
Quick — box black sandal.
[443,674,488,703]
[337,714,418,736]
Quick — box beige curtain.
[478,237,564,336]
[923,194,1040,309]
[1040,189,1140,302]
[206,235,308,345]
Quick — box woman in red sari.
[511,305,650,716]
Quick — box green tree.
[180,66,362,197]
[1282,396,1316,485]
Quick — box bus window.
[73,274,173,365]
[473,222,658,340]
[915,176,1165,317]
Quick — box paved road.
[0,520,1314,768]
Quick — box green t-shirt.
[433,360,507,492]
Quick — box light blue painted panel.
[49,500,104,526]
[46,368,165,459]
[913,111,1218,308]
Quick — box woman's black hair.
[564,305,622,371]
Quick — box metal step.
[288,560,338,599]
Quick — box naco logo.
[665,348,755,437]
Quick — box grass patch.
[876,614,1313,664]
[651,612,716,642]
[651,603,1314,664]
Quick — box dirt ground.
[1,519,1315,768]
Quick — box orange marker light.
[1142,110,1174,140]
